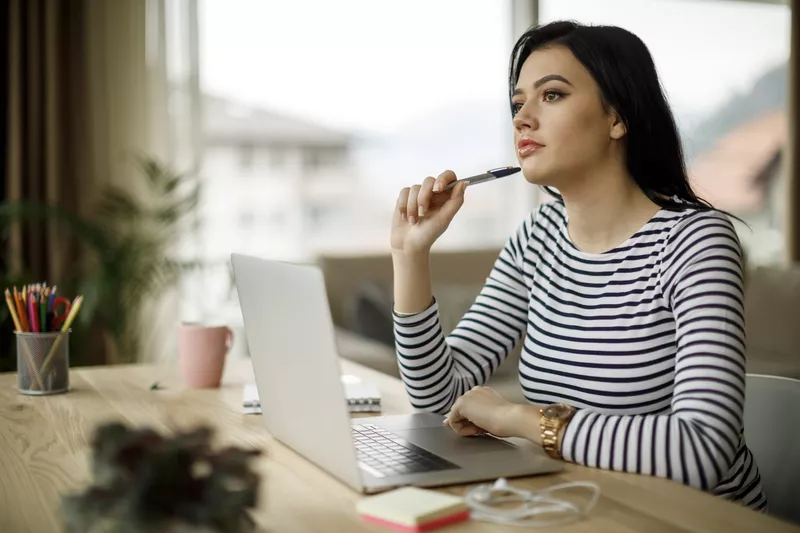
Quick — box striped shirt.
[393,200,766,511]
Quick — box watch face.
[543,403,574,420]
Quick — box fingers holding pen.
[395,170,463,227]
[415,171,458,222]
[395,187,411,222]
[406,184,422,224]
[415,176,437,220]
[433,170,458,194]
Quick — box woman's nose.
[513,105,537,132]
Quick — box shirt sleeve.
[392,212,537,415]
[559,210,746,491]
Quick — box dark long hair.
[509,20,724,215]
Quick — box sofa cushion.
[744,264,800,378]
[344,281,394,346]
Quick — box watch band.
[540,416,563,459]
[539,404,575,460]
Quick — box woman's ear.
[609,111,627,140]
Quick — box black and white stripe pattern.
[393,201,766,511]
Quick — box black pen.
[443,166,521,191]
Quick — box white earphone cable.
[463,477,601,527]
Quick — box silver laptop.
[231,252,562,494]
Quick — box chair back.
[743,374,800,524]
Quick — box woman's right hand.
[390,170,468,254]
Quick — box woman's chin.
[520,161,552,186]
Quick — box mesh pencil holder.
[15,330,70,395]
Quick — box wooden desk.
[0,358,796,533]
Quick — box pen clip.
[487,166,518,175]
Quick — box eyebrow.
[513,74,574,96]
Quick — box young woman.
[389,20,766,511]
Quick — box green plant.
[0,156,202,364]
[61,422,262,533]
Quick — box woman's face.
[512,45,625,188]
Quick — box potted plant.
[61,422,263,533]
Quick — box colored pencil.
[29,289,36,332]
[29,293,37,333]
[5,289,22,332]
[39,295,83,377]
[13,287,28,332]
[40,290,47,333]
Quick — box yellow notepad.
[356,487,470,532]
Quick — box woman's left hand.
[443,386,522,438]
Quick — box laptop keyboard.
[351,423,459,478]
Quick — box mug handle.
[225,326,234,352]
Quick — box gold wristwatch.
[539,403,576,460]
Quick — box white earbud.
[492,477,509,491]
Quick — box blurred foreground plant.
[61,422,262,533]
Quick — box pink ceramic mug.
[178,323,233,388]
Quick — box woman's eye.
[512,102,524,115]
[543,90,563,102]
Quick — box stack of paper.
[243,374,381,414]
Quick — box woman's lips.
[517,137,544,157]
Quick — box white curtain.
[146,0,202,174]
[85,0,202,363]
[142,0,203,363]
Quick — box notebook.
[355,486,470,532]
[243,374,381,414]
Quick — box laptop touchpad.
[396,427,518,456]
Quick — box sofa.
[319,249,800,404]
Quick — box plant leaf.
[95,186,143,220]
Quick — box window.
[308,205,332,227]
[269,146,287,171]
[539,0,791,265]
[265,211,287,229]
[197,0,526,270]
[238,144,254,171]
[303,148,323,173]
[302,146,347,173]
